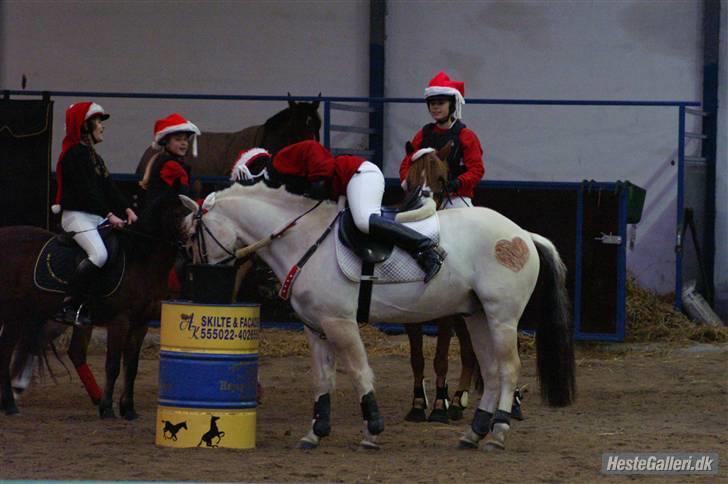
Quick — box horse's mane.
[118,190,183,259]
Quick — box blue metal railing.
[5,89,701,312]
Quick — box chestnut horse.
[400,143,479,423]
[0,190,188,418]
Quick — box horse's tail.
[11,320,63,386]
[530,232,576,407]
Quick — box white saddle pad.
[335,214,440,283]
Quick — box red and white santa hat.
[152,113,201,156]
[51,102,110,214]
[230,147,271,183]
[84,102,110,121]
[424,71,466,120]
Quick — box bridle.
[190,207,238,266]
[188,198,326,266]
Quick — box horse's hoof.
[404,407,427,422]
[99,407,116,419]
[297,430,320,450]
[448,404,464,421]
[484,422,507,451]
[4,405,19,416]
[458,438,478,450]
[122,409,139,421]
[483,441,505,452]
[296,439,318,450]
[458,427,483,450]
[360,424,381,449]
[360,438,380,450]
[427,408,449,424]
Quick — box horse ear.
[405,141,415,155]
[312,93,321,110]
[288,93,296,109]
[437,140,453,161]
[179,194,199,214]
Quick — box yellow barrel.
[155,300,260,449]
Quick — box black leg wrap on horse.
[413,385,426,399]
[491,409,511,430]
[435,384,449,401]
[360,391,384,435]
[312,393,331,438]
[471,409,493,438]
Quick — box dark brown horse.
[135,99,322,177]
[0,189,190,418]
[401,142,479,423]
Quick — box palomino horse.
[136,99,322,177]
[0,189,188,418]
[179,178,576,451]
[401,142,480,423]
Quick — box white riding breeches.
[346,161,385,234]
[61,210,108,268]
[441,195,472,209]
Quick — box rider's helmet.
[152,113,201,156]
[230,148,271,184]
[424,71,466,120]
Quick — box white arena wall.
[1,0,721,309]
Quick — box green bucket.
[617,181,646,224]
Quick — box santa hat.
[52,102,110,214]
[152,113,201,156]
[411,147,435,163]
[230,148,271,183]
[424,71,466,120]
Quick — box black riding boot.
[369,214,446,283]
[59,258,101,326]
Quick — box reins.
[193,198,326,265]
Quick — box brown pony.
[401,141,480,423]
[135,99,321,178]
[0,189,189,418]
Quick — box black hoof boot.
[428,405,449,423]
[405,399,427,422]
[448,390,468,421]
[405,385,428,422]
[361,391,384,435]
[427,385,450,423]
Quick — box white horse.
[179,181,575,451]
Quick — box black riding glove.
[308,179,330,200]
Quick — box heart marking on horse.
[495,237,530,272]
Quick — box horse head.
[260,94,322,154]
[179,188,252,267]
[405,141,452,209]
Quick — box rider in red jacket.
[270,140,446,283]
[140,113,200,206]
[400,71,484,207]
